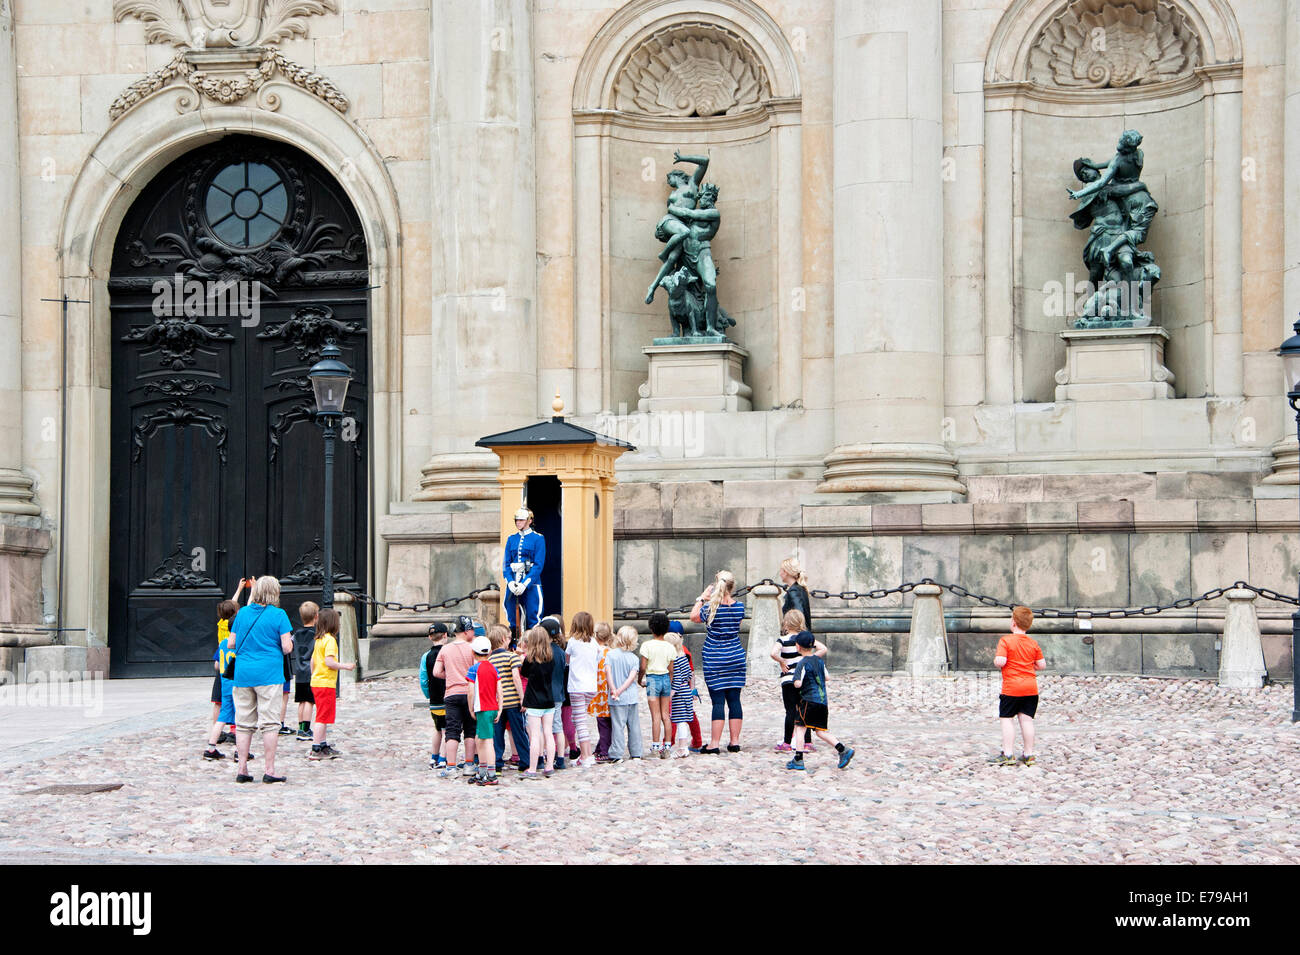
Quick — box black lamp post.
[1278,316,1300,722]
[309,343,352,609]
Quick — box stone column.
[821,0,963,493]
[746,583,781,682]
[1287,1,1300,356]
[0,6,35,516]
[1219,588,1266,689]
[1206,65,1244,398]
[416,0,538,500]
[572,114,606,415]
[905,583,950,676]
[770,99,804,408]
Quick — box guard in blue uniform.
[503,507,546,634]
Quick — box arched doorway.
[107,134,370,676]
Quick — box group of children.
[203,580,354,764]
[204,586,1046,779]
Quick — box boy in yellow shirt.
[309,608,355,760]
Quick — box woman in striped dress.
[690,570,746,753]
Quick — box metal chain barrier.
[344,578,1297,621]
[347,582,500,615]
[804,578,1300,617]
[613,578,781,620]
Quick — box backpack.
[419,649,430,700]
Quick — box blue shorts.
[525,707,555,719]
[646,673,672,698]
[218,678,236,724]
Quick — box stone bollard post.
[747,584,781,682]
[906,583,950,677]
[477,589,501,627]
[335,592,361,687]
[1219,588,1266,689]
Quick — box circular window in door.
[203,161,290,248]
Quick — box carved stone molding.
[1027,0,1201,89]
[614,22,770,117]
[110,1,347,121]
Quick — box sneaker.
[554,758,566,770]
[1019,755,1037,767]
[321,745,342,759]
[435,758,447,770]
[987,753,1017,767]
[202,748,224,760]
[218,731,236,745]
[568,747,580,761]
[658,747,668,760]
[543,768,554,778]
[837,747,855,770]
[607,758,624,764]
[522,770,540,780]
[594,755,612,764]
[438,768,454,779]
[785,758,805,771]
[295,729,312,742]
[308,747,328,761]
[774,743,792,753]
[478,776,499,786]
[461,763,476,776]
[278,724,294,736]
[671,749,689,758]
[804,743,816,753]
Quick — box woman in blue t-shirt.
[691,570,746,754]
[228,576,294,784]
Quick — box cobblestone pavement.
[1,674,1296,864]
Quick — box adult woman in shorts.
[228,575,294,783]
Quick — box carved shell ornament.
[110,0,348,120]
[1027,0,1201,89]
[614,25,770,117]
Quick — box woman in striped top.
[690,570,746,754]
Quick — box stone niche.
[994,0,1237,404]
[610,122,772,411]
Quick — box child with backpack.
[420,621,451,769]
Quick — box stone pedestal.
[746,584,780,682]
[1055,326,1174,401]
[905,583,950,677]
[638,341,752,413]
[1219,588,1266,689]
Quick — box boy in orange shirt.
[991,605,1045,767]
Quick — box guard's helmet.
[514,507,533,522]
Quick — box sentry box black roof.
[476,417,634,450]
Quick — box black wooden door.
[108,135,369,677]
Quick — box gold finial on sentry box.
[552,391,565,418]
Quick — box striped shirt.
[488,648,522,709]
[670,654,694,724]
[776,632,804,685]
[699,601,746,691]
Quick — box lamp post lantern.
[309,342,352,609]
[1278,315,1300,722]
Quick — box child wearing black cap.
[788,631,854,771]
[421,621,451,769]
